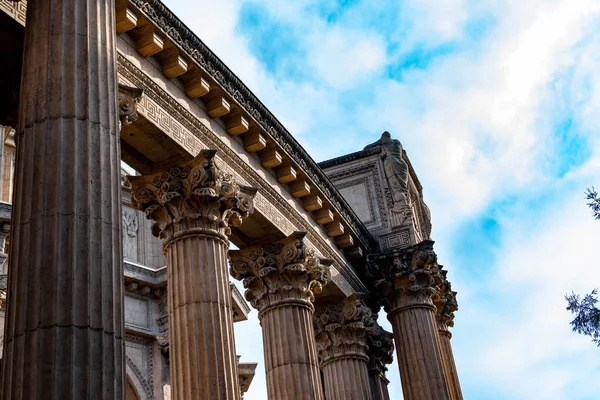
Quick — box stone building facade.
[0,1,462,399]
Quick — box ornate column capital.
[118,83,143,127]
[366,324,394,377]
[313,295,376,365]
[229,232,331,314]
[366,240,444,313]
[434,269,458,337]
[128,150,257,245]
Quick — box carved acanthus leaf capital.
[434,268,458,335]
[118,84,143,127]
[128,150,257,245]
[367,324,394,376]
[366,240,444,313]
[229,232,331,314]
[313,295,376,365]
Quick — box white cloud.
[161,0,600,398]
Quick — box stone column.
[367,240,453,400]
[1,1,125,398]
[434,270,463,400]
[366,324,394,400]
[128,150,256,400]
[229,233,330,400]
[313,296,375,400]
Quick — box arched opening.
[126,377,141,400]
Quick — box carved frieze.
[128,150,257,245]
[366,240,444,313]
[117,54,368,293]
[229,232,331,314]
[313,296,376,365]
[126,0,376,254]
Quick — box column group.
[367,240,461,400]
[229,233,330,400]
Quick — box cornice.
[117,54,368,293]
[318,147,382,169]
[126,0,377,253]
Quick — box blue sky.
[163,0,600,398]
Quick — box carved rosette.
[434,269,458,337]
[366,240,444,314]
[229,232,331,315]
[313,296,376,366]
[118,83,143,127]
[128,150,257,246]
[366,324,394,376]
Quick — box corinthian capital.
[313,296,376,365]
[128,150,257,245]
[434,269,458,336]
[367,324,394,376]
[229,232,331,314]
[366,240,444,312]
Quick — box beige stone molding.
[366,240,444,314]
[128,149,257,245]
[229,232,331,315]
[313,296,375,366]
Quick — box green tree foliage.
[586,187,600,220]
[565,188,600,345]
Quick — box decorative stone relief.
[118,84,143,128]
[366,324,394,376]
[126,335,155,400]
[123,207,139,262]
[434,269,458,336]
[229,232,331,314]
[366,240,444,312]
[128,150,257,245]
[0,0,26,26]
[118,54,370,293]
[313,296,376,365]
[156,297,168,332]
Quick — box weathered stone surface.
[0,1,125,398]
[367,324,394,400]
[314,296,375,400]
[435,269,463,400]
[367,241,453,400]
[230,233,330,400]
[129,151,256,400]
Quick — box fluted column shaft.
[261,303,323,400]
[230,232,330,400]
[313,298,375,400]
[367,241,453,400]
[366,324,394,400]
[439,330,462,400]
[368,372,390,400]
[388,301,451,399]
[1,1,125,399]
[128,151,256,400]
[167,234,239,399]
[322,357,370,400]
